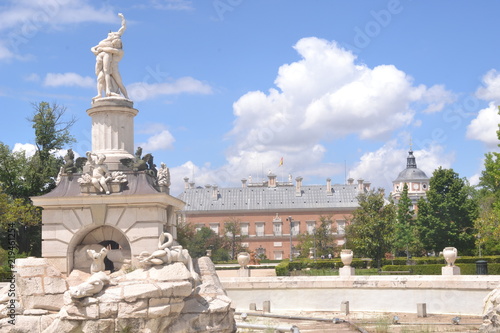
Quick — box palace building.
[177,173,370,260]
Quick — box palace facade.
[177,173,370,260]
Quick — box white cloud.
[219,37,454,189]
[476,69,500,102]
[466,102,500,147]
[420,84,457,113]
[150,0,194,10]
[0,0,115,31]
[349,141,453,192]
[127,77,213,102]
[469,172,481,187]
[0,0,115,61]
[170,161,216,195]
[43,72,94,88]
[138,130,175,152]
[12,143,37,156]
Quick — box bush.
[382,263,500,275]
[275,261,290,276]
[383,264,442,275]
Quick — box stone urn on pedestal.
[442,247,460,275]
[443,247,457,266]
[339,249,355,276]
[237,252,251,277]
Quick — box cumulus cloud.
[348,140,453,192]
[43,72,94,88]
[221,37,454,188]
[149,0,193,10]
[127,77,213,102]
[466,102,500,147]
[0,0,115,31]
[170,161,217,195]
[138,130,175,151]
[476,69,500,102]
[466,69,500,147]
[420,84,457,113]
[12,143,37,156]
[0,0,115,61]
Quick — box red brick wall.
[182,210,353,260]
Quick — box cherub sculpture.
[88,152,112,194]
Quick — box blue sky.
[1,0,500,196]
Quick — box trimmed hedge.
[275,261,289,276]
[276,256,500,276]
[382,263,500,275]
[379,256,500,266]
[275,258,373,276]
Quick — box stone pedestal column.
[339,266,355,276]
[87,98,138,170]
[442,266,461,275]
[238,268,251,277]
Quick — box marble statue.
[87,152,112,194]
[63,149,76,174]
[121,146,157,176]
[158,162,171,187]
[77,152,127,194]
[69,271,110,299]
[87,247,109,274]
[138,232,199,281]
[91,13,129,101]
[55,166,64,185]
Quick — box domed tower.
[392,148,429,208]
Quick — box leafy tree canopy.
[346,189,396,269]
[416,167,478,255]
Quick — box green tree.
[346,189,396,269]
[394,183,420,259]
[296,215,337,258]
[0,190,41,255]
[473,109,500,254]
[177,225,228,261]
[28,102,76,196]
[0,102,75,256]
[416,167,478,255]
[223,218,245,260]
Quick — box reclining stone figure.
[138,232,199,281]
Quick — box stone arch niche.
[68,225,131,273]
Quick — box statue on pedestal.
[158,162,171,187]
[91,13,129,101]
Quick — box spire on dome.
[407,149,417,169]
